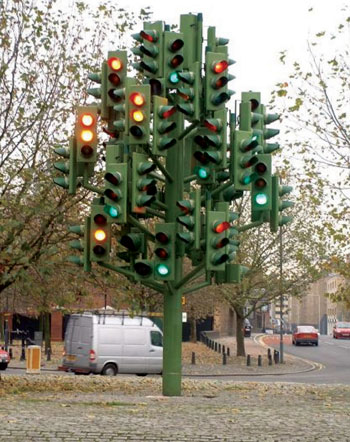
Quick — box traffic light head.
[105,51,127,109]
[152,96,178,156]
[206,211,230,271]
[154,223,176,281]
[103,163,127,224]
[131,152,157,214]
[205,52,234,111]
[251,154,272,221]
[270,175,294,232]
[127,84,151,145]
[164,31,184,89]
[75,106,98,163]
[90,203,111,262]
[132,22,164,78]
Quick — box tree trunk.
[44,312,50,354]
[190,317,197,342]
[235,311,245,357]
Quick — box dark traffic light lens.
[130,126,144,138]
[170,39,184,52]
[94,214,107,226]
[108,73,121,86]
[155,248,169,259]
[81,145,94,158]
[255,178,266,189]
[93,245,106,256]
[135,261,153,276]
[170,55,184,68]
[255,163,267,174]
[155,232,170,244]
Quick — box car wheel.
[136,373,147,377]
[102,363,118,376]
[295,341,300,346]
[0,363,8,371]
[315,342,318,346]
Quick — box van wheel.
[136,373,147,377]
[102,363,118,376]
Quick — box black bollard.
[274,349,279,364]
[20,337,25,361]
[223,352,227,365]
[258,355,262,367]
[268,349,272,366]
[9,348,13,359]
[247,354,251,366]
[214,342,217,352]
[218,343,221,353]
[222,345,225,354]
[227,347,230,357]
[47,347,51,361]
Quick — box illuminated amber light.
[130,92,145,107]
[131,109,144,123]
[81,129,94,143]
[81,114,94,127]
[94,229,106,242]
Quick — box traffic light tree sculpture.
[53,13,293,397]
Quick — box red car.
[0,348,10,370]
[333,322,350,339]
[292,326,319,346]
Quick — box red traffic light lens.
[155,247,169,259]
[105,171,122,186]
[213,76,228,89]
[130,92,145,107]
[213,221,230,234]
[213,60,228,74]
[94,214,107,226]
[108,57,123,71]
[256,163,267,174]
[155,232,170,244]
[161,106,177,119]
[140,30,157,42]
[170,39,184,52]
[204,119,222,133]
[81,113,94,127]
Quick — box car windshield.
[337,322,350,329]
[297,326,315,333]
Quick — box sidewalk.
[182,334,315,376]
[6,334,315,376]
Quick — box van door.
[69,316,92,371]
[122,327,148,373]
[147,329,163,373]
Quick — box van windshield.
[151,331,163,347]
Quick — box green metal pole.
[162,116,184,397]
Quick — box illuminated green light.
[156,264,170,277]
[255,193,268,206]
[104,205,120,218]
[169,71,180,84]
[194,166,210,180]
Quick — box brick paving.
[1,376,350,441]
[1,335,331,441]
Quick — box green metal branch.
[174,262,206,290]
[237,220,264,232]
[128,215,156,241]
[183,280,211,295]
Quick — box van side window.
[150,331,163,347]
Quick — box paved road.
[2,376,350,441]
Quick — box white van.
[62,312,163,376]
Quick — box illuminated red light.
[130,92,145,107]
[162,106,176,119]
[140,30,156,42]
[155,248,169,259]
[108,57,123,71]
[213,221,230,234]
[81,113,94,127]
[213,60,228,74]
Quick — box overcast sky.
[108,0,347,103]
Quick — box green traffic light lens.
[156,264,170,277]
[105,205,119,218]
[194,166,210,180]
[169,71,180,84]
[255,193,268,206]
